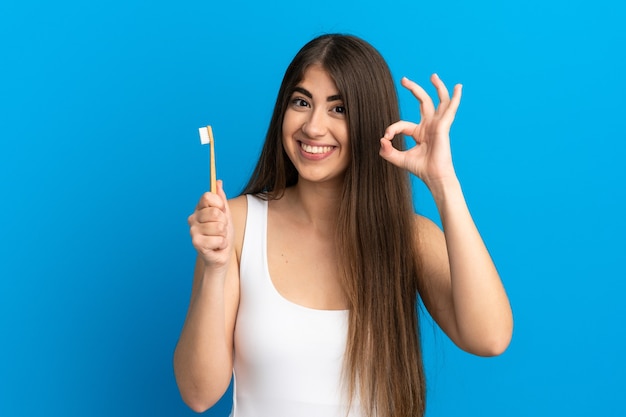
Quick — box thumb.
[216,179,227,200]
[216,180,232,218]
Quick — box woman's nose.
[301,109,327,138]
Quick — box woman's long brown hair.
[242,34,426,417]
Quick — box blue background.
[1,0,624,416]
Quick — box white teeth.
[301,143,333,154]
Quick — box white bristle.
[199,127,210,145]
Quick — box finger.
[190,218,229,248]
[383,120,420,141]
[441,83,463,125]
[192,220,228,238]
[195,206,225,224]
[401,77,435,117]
[195,190,225,212]
[379,138,406,169]
[191,234,229,253]
[189,208,213,226]
[431,73,450,105]
[195,193,212,211]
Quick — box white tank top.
[230,194,362,417]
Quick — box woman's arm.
[415,184,512,356]
[173,184,246,411]
[380,74,513,356]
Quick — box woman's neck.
[282,179,343,230]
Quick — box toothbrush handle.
[210,136,216,193]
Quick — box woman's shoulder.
[228,194,249,214]
[412,213,446,261]
[413,213,443,238]
[228,193,269,219]
[412,213,448,282]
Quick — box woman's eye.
[334,105,346,114]
[291,98,309,107]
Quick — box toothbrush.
[198,125,216,193]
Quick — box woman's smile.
[298,141,337,158]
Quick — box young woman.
[174,34,513,417]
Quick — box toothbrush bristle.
[199,126,211,144]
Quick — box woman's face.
[282,64,350,186]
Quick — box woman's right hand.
[187,180,234,272]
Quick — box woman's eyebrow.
[293,87,343,102]
[293,87,312,98]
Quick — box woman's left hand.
[379,74,462,188]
